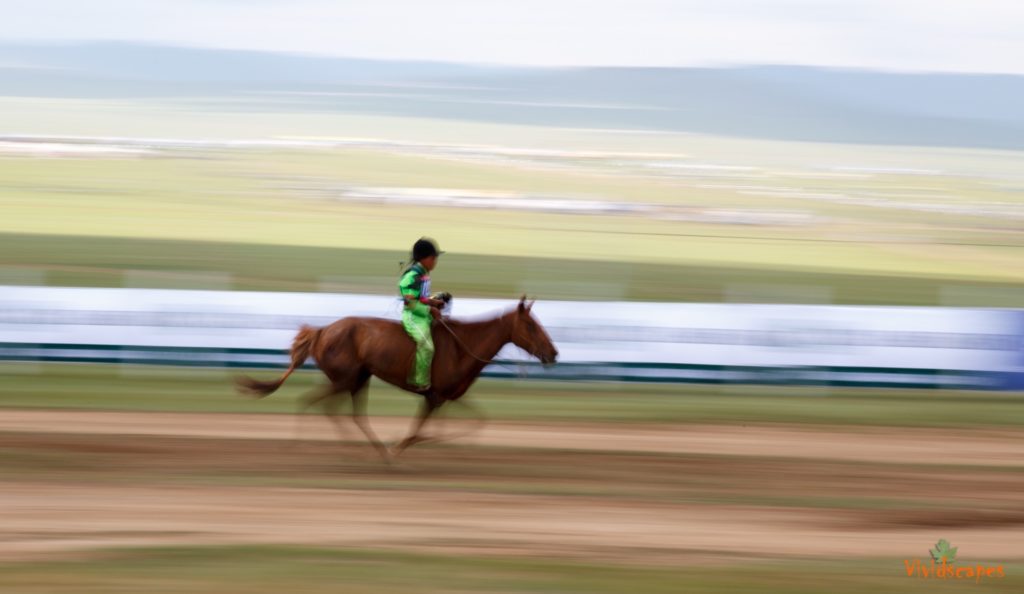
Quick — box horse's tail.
[236,325,322,398]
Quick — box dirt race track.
[2,410,1024,564]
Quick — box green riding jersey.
[398,262,434,388]
[398,262,432,317]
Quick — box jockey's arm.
[398,269,443,313]
[407,293,444,308]
[402,293,441,315]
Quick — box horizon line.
[3,39,1024,78]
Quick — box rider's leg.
[402,312,434,389]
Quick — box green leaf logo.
[930,539,958,564]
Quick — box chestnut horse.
[236,296,558,459]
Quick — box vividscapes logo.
[903,539,1005,583]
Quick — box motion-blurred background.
[1,2,1023,593]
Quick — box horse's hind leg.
[321,389,356,443]
[290,383,351,447]
[303,381,392,465]
[347,371,390,463]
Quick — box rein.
[437,316,526,374]
[437,317,496,364]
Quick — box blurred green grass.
[2,145,1022,305]
[1,546,1020,594]
[3,363,1022,427]
[9,232,1022,303]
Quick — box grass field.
[2,99,1023,305]
[8,232,1024,304]
[3,363,1023,428]
[4,546,1022,594]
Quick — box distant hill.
[0,42,496,84]
[2,42,1022,149]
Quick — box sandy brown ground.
[3,410,1024,466]
[2,410,1023,564]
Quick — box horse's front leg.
[431,398,488,444]
[392,398,440,456]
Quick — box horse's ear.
[518,294,527,311]
[526,299,535,311]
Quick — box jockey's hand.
[430,306,441,320]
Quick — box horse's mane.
[438,308,515,330]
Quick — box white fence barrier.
[1,286,1021,390]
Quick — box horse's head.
[510,295,558,366]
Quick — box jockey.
[398,237,446,395]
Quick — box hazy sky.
[4,0,1023,73]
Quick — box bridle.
[436,311,543,370]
